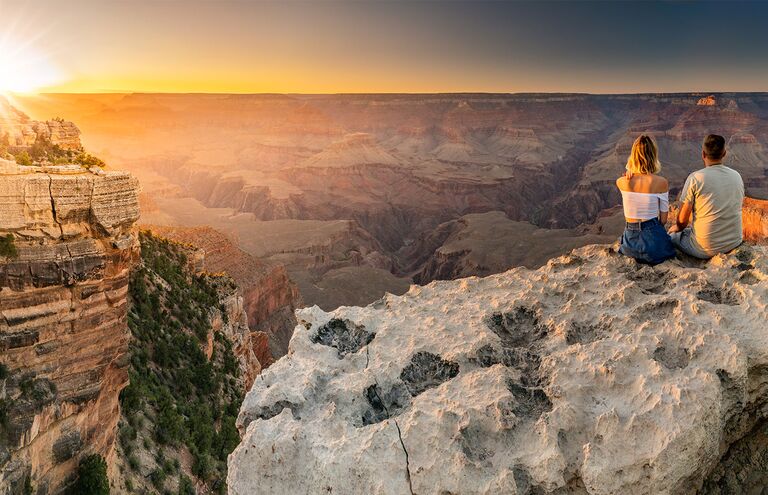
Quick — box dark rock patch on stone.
[734,247,755,265]
[633,299,679,321]
[360,383,411,425]
[459,425,494,462]
[512,466,547,495]
[565,321,609,346]
[653,345,690,370]
[472,344,544,388]
[507,382,552,419]
[242,400,299,429]
[400,352,460,397]
[312,318,375,358]
[738,271,760,285]
[697,284,740,306]
[486,307,547,349]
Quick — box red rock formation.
[743,197,768,244]
[697,95,717,106]
[0,163,139,494]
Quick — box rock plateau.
[230,243,768,495]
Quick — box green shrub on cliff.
[12,151,32,166]
[0,234,18,259]
[70,454,109,495]
[119,231,243,493]
[75,152,106,169]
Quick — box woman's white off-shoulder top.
[620,190,669,220]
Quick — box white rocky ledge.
[230,244,768,495]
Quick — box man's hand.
[668,224,681,234]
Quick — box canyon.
[2,93,767,494]
[15,92,768,309]
[230,242,768,495]
[0,160,139,494]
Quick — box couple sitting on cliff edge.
[616,133,745,265]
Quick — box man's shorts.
[669,228,712,259]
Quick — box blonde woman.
[615,135,676,265]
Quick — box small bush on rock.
[0,234,18,259]
[70,454,109,495]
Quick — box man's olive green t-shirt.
[679,164,744,256]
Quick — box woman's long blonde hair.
[626,135,661,175]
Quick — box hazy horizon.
[11,90,768,97]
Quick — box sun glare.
[0,37,61,94]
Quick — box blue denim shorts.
[619,218,676,265]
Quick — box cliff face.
[140,226,302,377]
[0,161,139,494]
[230,243,768,495]
[112,232,245,494]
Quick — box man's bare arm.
[670,201,692,233]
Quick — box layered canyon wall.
[0,160,139,494]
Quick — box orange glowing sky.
[2,0,768,94]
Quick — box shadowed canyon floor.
[16,92,768,309]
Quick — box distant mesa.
[697,95,717,106]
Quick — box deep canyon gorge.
[15,92,768,309]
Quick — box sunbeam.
[0,3,63,96]
[0,36,61,94]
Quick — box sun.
[0,36,61,94]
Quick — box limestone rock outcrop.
[230,243,768,494]
[0,164,139,494]
[0,97,81,151]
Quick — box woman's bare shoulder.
[651,175,669,193]
[616,176,629,191]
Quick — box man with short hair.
[668,134,744,258]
